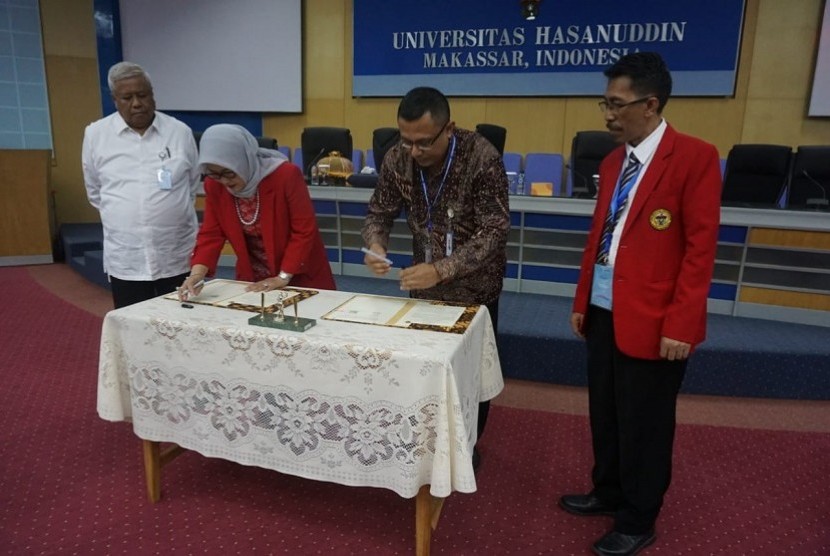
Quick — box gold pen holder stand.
[249,313,316,332]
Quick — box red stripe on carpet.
[1,266,827,554]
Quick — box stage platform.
[61,223,830,401]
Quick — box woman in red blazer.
[179,124,335,297]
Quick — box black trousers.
[585,306,686,534]
[476,297,498,441]
[110,273,190,309]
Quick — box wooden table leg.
[415,485,446,556]
[142,440,161,503]
[142,440,186,503]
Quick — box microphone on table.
[306,148,326,183]
[566,164,599,198]
[801,170,829,210]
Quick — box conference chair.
[193,131,202,149]
[346,127,399,188]
[475,123,507,155]
[372,127,400,172]
[300,127,353,179]
[255,136,278,150]
[278,145,291,160]
[721,144,792,208]
[568,130,618,198]
[523,153,564,196]
[786,145,830,209]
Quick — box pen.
[181,279,205,301]
[361,247,393,265]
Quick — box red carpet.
[0,266,828,555]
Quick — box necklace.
[234,191,260,226]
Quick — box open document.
[164,279,315,311]
[322,294,475,333]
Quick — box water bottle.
[517,172,525,195]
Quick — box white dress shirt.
[82,111,199,281]
[607,118,667,266]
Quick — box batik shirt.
[363,128,510,305]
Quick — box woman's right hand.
[178,273,206,301]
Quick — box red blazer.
[192,162,336,290]
[572,125,721,359]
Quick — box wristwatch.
[278,270,293,281]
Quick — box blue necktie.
[597,152,641,264]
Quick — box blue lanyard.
[600,157,642,256]
[419,135,457,234]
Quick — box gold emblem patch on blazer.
[649,209,672,230]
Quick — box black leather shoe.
[592,529,656,556]
[559,494,617,516]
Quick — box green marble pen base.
[248,314,317,332]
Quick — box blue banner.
[353,0,745,97]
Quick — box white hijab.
[197,124,288,198]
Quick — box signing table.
[96,285,503,555]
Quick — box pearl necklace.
[234,191,260,226]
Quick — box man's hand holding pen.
[363,244,393,276]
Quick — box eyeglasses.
[399,121,449,151]
[202,169,237,181]
[598,97,651,113]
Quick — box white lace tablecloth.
[96,289,504,498]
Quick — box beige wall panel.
[40,0,96,58]
[740,286,830,311]
[305,1,346,99]
[263,99,346,152]
[44,54,102,224]
[800,118,830,144]
[747,0,822,100]
[345,98,400,151]
[664,98,745,157]
[484,98,568,155]
[741,99,818,145]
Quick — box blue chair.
[524,153,564,196]
[365,149,375,169]
[503,152,522,175]
[293,148,303,173]
[278,146,291,160]
[352,149,363,170]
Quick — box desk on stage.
[96,287,503,555]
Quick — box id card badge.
[157,168,172,190]
[590,264,614,310]
[445,231,453,256]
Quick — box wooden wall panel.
[0,150,52,259]
[749,229,830,250]
[740,286,830,311]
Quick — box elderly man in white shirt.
[82,61,200,308]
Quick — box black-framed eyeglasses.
[399,121,449,151]
[202,169,237,181]
[598,97,651,113]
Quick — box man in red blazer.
[559,52,721,556]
